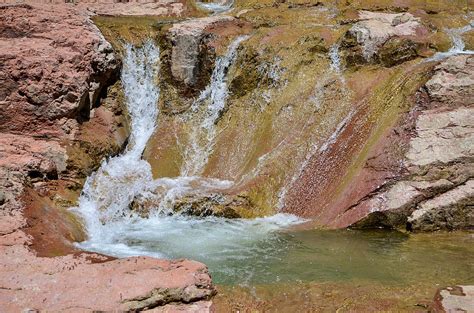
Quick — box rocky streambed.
[0,0,473,312]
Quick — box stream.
[72,20,473,307]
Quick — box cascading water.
[73,38,304,284]
[196,0,234,14]
[427,21,474,61]
[180,35,249,176]
[73,41,160,244]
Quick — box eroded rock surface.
[344,55,474,231]
[0,3,215,312]
[341,10,429,67]
[433,285,474,313]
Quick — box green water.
[210,229,473,286]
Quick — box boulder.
[172,193,252,218]
[0,3,119,137]
[341,10,427,67]
[433,285,474,313]
[408,180,474,231]
[348,55,474,231]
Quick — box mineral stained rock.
[331,55,474,231]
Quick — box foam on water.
[73,39,304,281]
[427,21,474,62]
[72,41,160,242]
[196,0,234,14]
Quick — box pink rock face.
[0,3,216,312]
[0,235,215,311]
[0,0,194,17]
[0,3,119,138]
[284,55,474,231]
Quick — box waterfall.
[180,35,249,176]
[73,41,160,243]
[427,21,474,61]
[73,37,302,270]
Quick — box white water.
[72,41,160,242]
[197,0,234,14]
[427,21,474,61]
[329,43,343,74]
[73,40,303,277]
[180,35,249,176]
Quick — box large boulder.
[0,3,120,137]
[340,11,428,67]
[433,285,474,313]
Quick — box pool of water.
[78,214,473,287]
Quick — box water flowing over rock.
[0,4,215,311]
[2,0,474,310]
[74,41,160,234]
[197,0,234,14]
[163,15,251,110]
[180,35,250,176]
[338,54,474,231]
[427,22,474,62]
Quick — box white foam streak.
[73,41,160,242]
[181,35,249,176]
[197,0,234,14]
[427,21,474,62]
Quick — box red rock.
[0,3,216,311]
[284,55,474,231]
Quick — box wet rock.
[433,285,474,313]
[169,16,235,88]
[344,54,474,231]
[160,15,252,113]
[378,37,418,67]
[341,10,426,67]
[131,190,253,219]
[173,193,252,218]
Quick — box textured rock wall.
[137,1,473,228]
[0,0,199,16]
[0,3,215,311]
